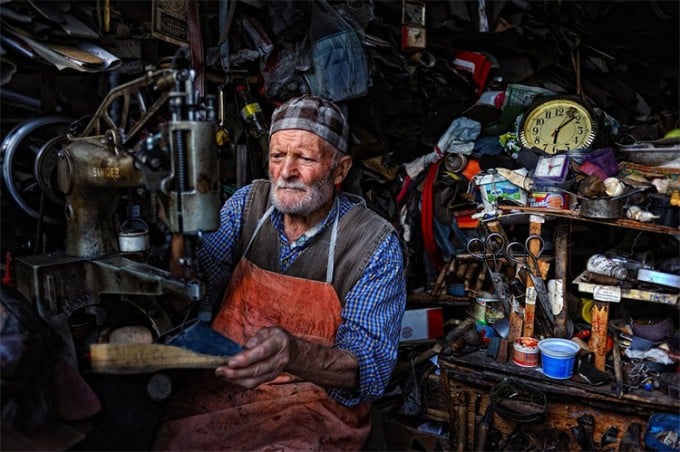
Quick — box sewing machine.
[13,55,221,369]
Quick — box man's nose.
[279,156,298,178]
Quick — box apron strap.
[244,198,341,284]
[325,207,340,284]
[244,205,276,256]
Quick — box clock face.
[519,98,598,154]
[534,154,569,182]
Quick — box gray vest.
[235,180,395,304]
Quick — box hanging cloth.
[421,160,445,270]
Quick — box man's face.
[268,129,344,216]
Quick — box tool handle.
[90,343,230,374]
[475,424,489,452]
[475,402,494,452]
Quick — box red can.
[512,337,539,367]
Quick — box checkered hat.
[269,96,349,154]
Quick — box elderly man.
[154,96,407,450]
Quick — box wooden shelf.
[408,292,473,307]
[572,271,679,306]
[497,206,679,236]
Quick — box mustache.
[273,180,307,190]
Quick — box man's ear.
[332,155,353,185]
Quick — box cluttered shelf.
[573,270,679,306]
[407,254,497,308]
[497,206,680,235]
[438,348,679,416]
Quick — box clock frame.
[519,96,598,154]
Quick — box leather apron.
[154,206,370,451]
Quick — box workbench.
[430,349,679,451]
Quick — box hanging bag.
[304,0,369,102]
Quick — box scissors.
[505,235,554,325]
[505,234,544,271]
[466,232,510,313]
[466,232,506,270]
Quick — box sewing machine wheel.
[35,134,69,205]
[1,115,73,225]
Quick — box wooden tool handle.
[455,391,469,452]
[90,343,231,374]
[590,302,610,371]
[523,221,542,337]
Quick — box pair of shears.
[466,232,510,314]
[505,234,554,325]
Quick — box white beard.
[270,175,335,216]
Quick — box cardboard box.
[474,171,528,210]
[400,308,444,342]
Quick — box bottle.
[235,84,268,138]
[586,254,628,280]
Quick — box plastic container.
[472,295,503,324]
[644,412,680,452]
[538,338,580,379]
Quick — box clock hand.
[551,114,577,143]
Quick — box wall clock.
[519,96,598,154]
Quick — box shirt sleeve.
[198,185,251,303]
[329,230,407,406]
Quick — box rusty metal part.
[473,393,482,450]
[475,399,495,452]
[78,69,176,145]
[580,197,623,219]
[612,334,624,398]
[582,270,619,285]
[455,391,469,452]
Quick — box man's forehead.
[270,129,329,154]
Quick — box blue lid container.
[644,413,680,451]
[538,338,580,379]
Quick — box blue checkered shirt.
[198,184,407,407]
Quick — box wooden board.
[89,343,231,374]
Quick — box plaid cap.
[269,95,349,154]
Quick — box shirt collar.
[270,195,340,249]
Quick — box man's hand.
[215,326,294,388]
[215,326,360,390]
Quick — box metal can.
[512,337,539,367]
[444,153,468,173]
[528,191,568,209]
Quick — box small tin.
[512,337,539,368]
[444,153,468,173]
[529,191,568,209]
